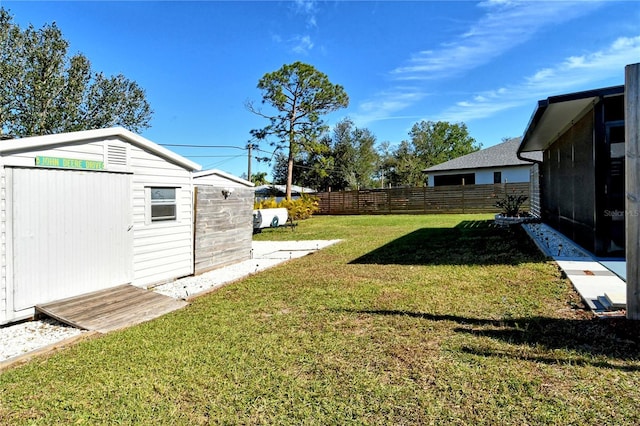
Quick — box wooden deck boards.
[35,285,188,333]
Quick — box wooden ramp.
[35,285,188,333]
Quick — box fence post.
[461,178,466,213]
[423,184,427,214]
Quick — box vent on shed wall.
[107,144,128,167]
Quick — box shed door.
[11,168,133,310]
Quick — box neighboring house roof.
[0,127,202,171]
[423,138,540,173]
[193,169,254,187]
[255,184,316,195]
[519,85,624,154]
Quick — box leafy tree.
[0,8,152,137]
[387,140,426,187]
[331,118,379,190]
[377,141,394,188]
[241,171,270,185]
[331,120,356,189]
[269,136,332,191]
[298,134,334,191]
[269,118,381,192]
[271,152,290,185]
[377,121,479,188]
[410,120,480,169]
[251,172,270,186]
[248,61,349,200]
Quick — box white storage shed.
[193,168,254,189]
[0,127,201,325]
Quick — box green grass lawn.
[2,214,640,425]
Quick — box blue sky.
[2,0,639,179]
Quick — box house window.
[150,187,177,221]
[433,173,475,186]
[494,171,502,184]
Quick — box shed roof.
[0,127,202,171]
[423,138,539,173]
[519,85,624,153]
[193,169,254,187]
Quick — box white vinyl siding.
[0,168,7,322]
[9,168,133,311]
[0,139,128,323]
[0,131,197,323]
[129,145,194,287]
[0,140,107,168]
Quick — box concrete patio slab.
[524,224,627,315]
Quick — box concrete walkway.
[555,259,626,312]
[153,240,342,300]
[523,223,626,315]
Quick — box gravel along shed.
[0,127,201,325]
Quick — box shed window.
[150,187,177,221]
[493,171,502,184]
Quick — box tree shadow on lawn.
[343,309,640,370]
[349,220,543,266]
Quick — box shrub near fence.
[313,182,531,215]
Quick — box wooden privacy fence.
[193,185,254,275]
[313,182,530,215]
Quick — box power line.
[186,155,247,158]
[159,143,246,150]
[159,142,279,157]
[159,143,281,182]
[202,154,247,170]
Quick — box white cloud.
[435,35,640,123]
[355,0,624,127]
[352,88,428,126]
[271,34,282,43]
[291,35,314,54]
[292,0,318,28]
[392,1,604,80]
[276,0,318,54]
[271,32,315,55]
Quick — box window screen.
[433,173,475,186]
[150,188,176,221]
